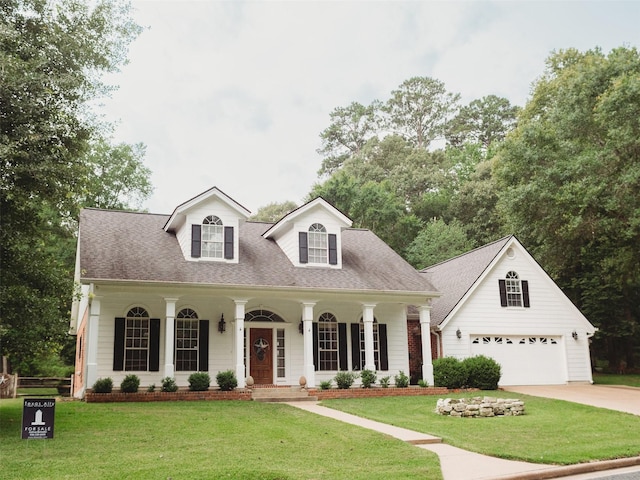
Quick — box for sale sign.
[22,398,55,439]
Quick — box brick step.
[251,388,317,403]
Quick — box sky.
[100,0,640,215]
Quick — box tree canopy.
[0,0,150,373]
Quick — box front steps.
[251,387,318,403]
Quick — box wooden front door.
[250,328,273,384]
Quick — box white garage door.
[470,336,566,385]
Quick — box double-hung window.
[308,223,328,264]
[125,307,150,371]
[202,215,224,258]
[175,308,199,371]
[318,313,338,370]
[499,271,531,308]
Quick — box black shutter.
[379,324,389,371]
[149,319,160,372]
[191,224,201,258]
[312,322,318,371]
[224,227,234,259]
[199,320,209,371]
[350,323,361,370]
[328,234,338,265]
[299,232,308,263]
[498,279,507,307]
[522,280,531,308]
[338,323,348,371]
[113,317,125,371]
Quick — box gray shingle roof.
[79,208,437,295]
[421,236,512,326]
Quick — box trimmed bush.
[379,376,390,388]
[216,370,238,391]
[360,369,377,388]
[433,357,468,389]
[161,376,178,392]
[120,374,140,393]
[394,370,409,388]
[418,379,429,388]
[334,371,358,389]
[463,355,502,390]
[188,372,211,391]
[92,377,113,393]
[319,380,332,390]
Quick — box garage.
[470,335,566,385]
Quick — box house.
[70,187,440,397]
[408,236,597,386]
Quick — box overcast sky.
[100,0,640,215]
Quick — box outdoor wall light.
[298,319,304,335]
[456,328,462,339]
[218,314,226,334]
[572,330,578,340]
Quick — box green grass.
[593,373,640,387]
[0,399,441,480]
[321,393,640,465]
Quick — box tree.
[383,77,460,149]
[250,200,298,222]
[495,46,640,368]
[0,0,144,372]
[317,101,381,176]
[446,95,519,149]
[405,218,474,269]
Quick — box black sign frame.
[22,398,56,439]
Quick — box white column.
[301,302,316,387]
[86,296,101,388]
[419,304,434,386]
[362,303,376,372]
[164,298,178,379]
[234,300,247,388]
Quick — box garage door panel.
[470,336,565,385]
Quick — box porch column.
[86,296,101,388]
[362,303,376,372]
[301,302,316,387]
[234,300,247,388]
[163,298,178,379]
[419,304,434,386]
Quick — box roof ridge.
[422,235,513,271]
[81,207,167,217]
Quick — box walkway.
[286,385,640,480]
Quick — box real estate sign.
[22,398,55,439]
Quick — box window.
[359,318,380,371]
[308,223,327,264]
[202,215,223,258]
[498,272,530,308]
[318,313,338,370]
[276,329,285,378]
[175,308,199,371]
[125,307,150,371]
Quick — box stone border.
[436,396,525,417]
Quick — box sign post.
[22,398,55,439]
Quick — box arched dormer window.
[499,271,530,308]
[191,216,234,260]
[299,224,338,265]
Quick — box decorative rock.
[436,397,525,417]
[245,376,254,387]
[299,376,307,388]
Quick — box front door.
[250,328,273,384]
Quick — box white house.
[419,236,597,385]
[70,187,440,398]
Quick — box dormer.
[262,197,352,268]
[163,187,251,263]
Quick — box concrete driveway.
[502,384,640,416]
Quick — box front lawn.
[593,373,640,388]
[321,393,640,465]
[0,399,440,480]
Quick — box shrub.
[418,379,428,388]
[92,377,113,393]
[433,357,468,389]
[319,380,332,390]
[188,372,211,391]
[360,369,377,388]
[161,376,178,392]
[216,370,238,391]
[463,355,502,390]
[147,384,156,393]
[379,376,390,388]
[334,371,358,389]
[119,374,140,393]
[394,370,409,388]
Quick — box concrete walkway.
[286,384,640,480]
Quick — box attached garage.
[470,335,566,385]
